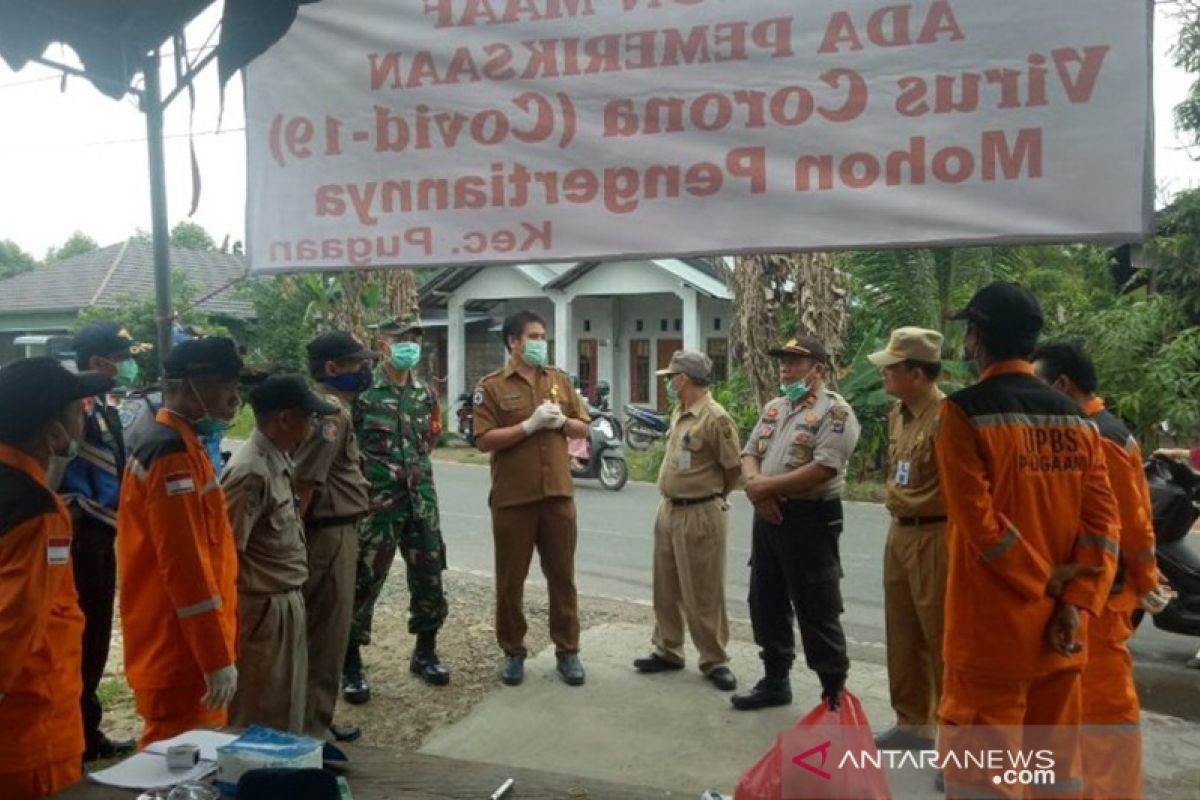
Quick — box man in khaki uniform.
[294,332,378,743]
[734,336,861,712]
[867,327,947,751]
[634,351,742,691]
[222,375,336,732]
[473,310,590,688]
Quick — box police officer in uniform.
[294,332,378,742]
[634,350,741,691]
[867,327,947,751]
[734,335,861,712]
[59,322,142,760]
[345,313,451,701]
[473,310,590,687]
[222,376,336,733]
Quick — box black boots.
[820,671,847,711]
[342,645,370,705]
[731,676,792,710]
[410,631,451,686]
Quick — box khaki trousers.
[651,499,730,673]
[230,588,307,733]
[883,520,947,736]
[303,522,359,738]
[491,497,579,657]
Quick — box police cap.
[248,375,339,417]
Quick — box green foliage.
[1074,295,1200,440]
[0,239,38,278]
[46,231,99,263]
[74,269,228,383]
[711,369,764,441]
[1172,1,1200,144]
[626,443,666,483]
[1145,189,1200,324]
[226,404,256,439]
[236,277,318,373]
[169,221,217,252]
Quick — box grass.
[226,404,256,439]
[96,676,132,712]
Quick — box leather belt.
[305,513,364,530]
[894,515,947,527]
[670,495,719,507]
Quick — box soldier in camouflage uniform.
[342,313,450,701]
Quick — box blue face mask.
[324,364,373,394]
[522,340,548,367]
[781,378,809,403]
[390,342,422,371]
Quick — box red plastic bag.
[735,690,891,800]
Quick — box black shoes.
[557,654,586,686]
[410,634,451,687]
[731,677,792,710]
[633,653,685,673]
[873,726,935,751]
[84,734,136,762]
[501,655,525,686]
[329,724,362,743]
[342,645,370,705]
[707,667,738,692]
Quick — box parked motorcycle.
[570,413,628,491]
[623,404,670,450]
[582,381,622,441]
[1133,457,1200,636]
[455,392,475,446]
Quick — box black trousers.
[71,515,117,749]
[748,498,850,683]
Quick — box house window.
[630,339,650,403]
[636,319,644,332]
[708,338,729,384]
[673,318,681,332]
[660,319,668,332]
[714,317,722,331]
[583,319,591,332]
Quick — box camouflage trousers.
[350,505,448,646]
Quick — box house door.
[656,338,683,412]
[577,339,598,401]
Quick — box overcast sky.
[1,5,1198,258]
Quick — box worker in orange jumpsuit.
[0,357,113,799]
[118,338,245,747]
[935,284,1120,799]
[1033,340,1173,799]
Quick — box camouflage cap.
[371,312,423,335]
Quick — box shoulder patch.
[473,388,485,406]
[321,420,339,443]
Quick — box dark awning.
[0,0,317,99]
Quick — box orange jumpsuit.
[1079,397,1157,799]
[118,410,238,748]
[934,361,1120,799]
[0,443,85,799]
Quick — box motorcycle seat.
[1158,538,1200,594]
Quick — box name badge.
[895,460,911,487]
[677,449,692,470]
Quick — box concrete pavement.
[420,622,1200,797]
[431,460,1200,721]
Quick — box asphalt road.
[431,461,1200,721]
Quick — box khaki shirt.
[221,430,308,594]
[293,386,371,520]
[742,388,861,500]
[473,360,590,509]
[658,393,742,500]
[885,388,945,518]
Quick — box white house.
[419,258,733,413]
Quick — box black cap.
[949,282,1044,336]
[73,322,148,366]
[163,337,245,380]
[306,332,380,363]
[0,358,114,441]
[768,335,831,364]
[248,375,339,416]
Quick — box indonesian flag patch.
[47,537,71,565]
[165,471,196,496]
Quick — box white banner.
[244,0,1154,273]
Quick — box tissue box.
[216,726,323,793]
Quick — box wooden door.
[656,338,683,412]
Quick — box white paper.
[87,752,216,791]
[145,730,238,763]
